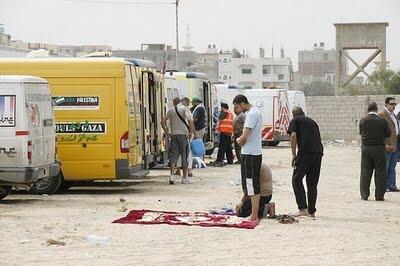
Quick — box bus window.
[167,88,173,103]
[124,65,135,114]
[173,89,179,98]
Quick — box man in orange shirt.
[214,102,234,167]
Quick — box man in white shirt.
[233,94,263,221]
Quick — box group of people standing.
[359,97,400,201]
[161,96,206,185]
[161,94,399,221]
[215,95,323,221]
[162,93,325,221]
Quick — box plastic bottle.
[85,235,110,245]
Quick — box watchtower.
[334,22,388,95]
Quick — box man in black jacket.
[359,102,391,201]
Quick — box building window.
[223,58,228,63]
[223,75,227,80]
[244,86,252,89]
[278,74,284,80]
[229,76,231,79]
[263,65,272,74]
[324,53,329,61]
[242,68,252,74]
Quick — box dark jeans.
[361,145,387,200]
[237,195,272,218]
[385,142,399,189]
[233,137,242,163]
[216,133,233,164]
[292,153,322,215]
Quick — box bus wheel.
[266,141,280,147]
[29,171,63,195]
[0,186,12,200]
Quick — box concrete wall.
[306,95,400,140]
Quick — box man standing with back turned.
[233,95,263,221]
[161,97,195,185]
[288,107,323,218]
[360,102,391,201]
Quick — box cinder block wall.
[305,95,400,140]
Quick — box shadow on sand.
[0,198,42,205]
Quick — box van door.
[147,72,157,157]
[126,65,142,169]
[202,81,214,146]
[25,84,44,168]
[34,83,55,167]
[0,91,19,170]
[140,71,152,167]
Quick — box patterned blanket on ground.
[113,209,258,229]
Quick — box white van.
[213,85,306,146]
[0,75,60,199]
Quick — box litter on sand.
[275,214,299,224]
[46,239,66,246]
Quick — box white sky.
[0,0,399,71]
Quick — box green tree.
[302,81,335,96]
[386,72,400,94]
[368,68,400,94]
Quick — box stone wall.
[305,95,399,140]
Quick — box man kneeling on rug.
[236,163,275,219]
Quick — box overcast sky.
[0,0,399,71]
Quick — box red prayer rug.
[113,209,258,229]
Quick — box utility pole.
[175,0,179,70]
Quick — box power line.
[64,0,173,5]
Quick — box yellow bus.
[0,58,166,194]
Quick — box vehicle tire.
[29,171,63,195]
[58,181,75,192]
[0,186,12,200]
[266,141,280,147]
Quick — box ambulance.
[0,58,166,194]
[213,84,306,146]
[0,75,60,199]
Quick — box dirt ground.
[1,144,400,265]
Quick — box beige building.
[218,48,294,89]
[57,45,112,57]
[0,24,11,46]
[196,45,219,83]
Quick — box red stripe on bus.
[15,131,29,136]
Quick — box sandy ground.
[1,144,400,265]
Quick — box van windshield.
[0,95,16,127]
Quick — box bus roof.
[0,57,129,78]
